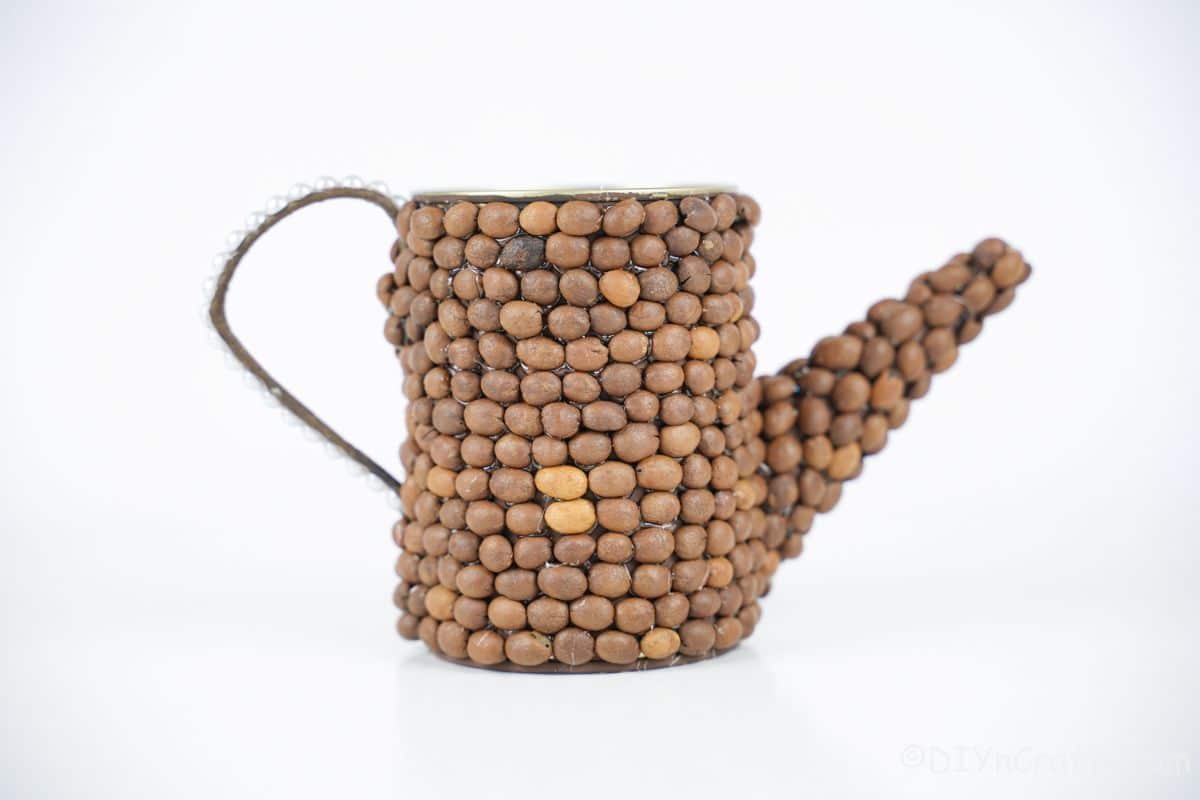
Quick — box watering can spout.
[756,237,1032,556]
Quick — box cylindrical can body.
[377,188,776,670]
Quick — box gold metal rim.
[412,185,737,204]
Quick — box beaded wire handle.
[208,185,404,492]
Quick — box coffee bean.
[544,499,596,534]
[496,236,545,270]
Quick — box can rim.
[411,185,737,203]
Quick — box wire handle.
[208,186,404,492]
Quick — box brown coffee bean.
[513,536,551,569]
[496,236,545,270]
[680,196,718,233]
[611,423,659,462]
[506,503,544,535]
[714,616,743,650]
[627,300,665,331]
[644,362,684,393]
[582,401,627,432]
[832,373,870,412]
[544,499,596,533]
[991,249,1026,288]
[589,461,636,497]
[641,627,681,660]
[443,202,477,238]
[666,292,703,325]
[465,234,500,268]
[553,628,595,665]
[698,231,723,263]
[478,534,514,572]
[652,593,688,628]
[924,327,958,372]
[599,270,641,308]
[570,595,615,631]
[504,403,542,437]
[603,198,645,236]
[557,200,602,236]
[595,631,640,664]
[562,337,607,372]
[641,200,678,234]
[567,431,611,465]
[597,532,635,564]
[812,335,863,369]
[962,276,997,314]
[541,402,581,439]
[477,202,519,238]
[861,414,889,453]
[677,255,711,295]
[546,233,591,268]
[482,267,519,301]
[923,294,962,327]
[638,267,679,302]
[499,300,543,338]
[519,201,558,235]
[410,206,444,239]
[432,622,471,659]
[527,596,569,633]
[641,492,681,524]
[535,465,587,500]
[597,498,641,532]
[680,489,716,523]
[460,434,494,465]
[579,564,628,599]
[637,454,683,491]
[614,597,655,633]
[689,587,722,616]
[828,442,862,480]
[456,563,495,598]
[798,396,832,435]
[520,372,561,405]
[538,564,588,601]
[505,631,552,666]
[559,269,598,306]
[432,236,465,269]
[467,629,506,665]
[517,337,565,371]
[678,619,716,656]
[609,329,649,362]
[630,234,667,267]
[457,470,490,502]
[424,584,456,621]
[660,422,701,457]
[488,596,527,630]
[632,527,674,563]
[426,466,456,498]
[929,259,971,292]
[665,225,701,257]
[870,371,905,410]
[632,564,671,598]
[575,310,618,341]
[464,398,504,435]
[547,305,590,340]
[622,390,658,423]
[881,303,923,342]
[660,393,694,425]
[590,237,630,271]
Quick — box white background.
[3,1,1198,797]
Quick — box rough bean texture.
[381,190,1028,670]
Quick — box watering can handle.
[208,186,405,492]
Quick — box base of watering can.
[429,644,739,674]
